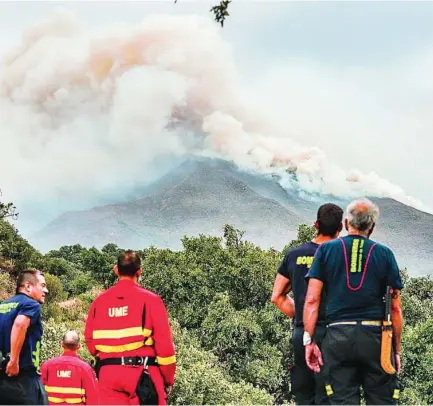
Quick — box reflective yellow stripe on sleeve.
[47,397,83,404]
[95,341,144,353]
[157,355,176,365]
[45,386,85,395]
[93,327,152,339]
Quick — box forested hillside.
[1,217,433,404]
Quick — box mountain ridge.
[30,158,433,276]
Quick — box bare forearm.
[10,324,27,362]
[273,296,295,319]
[391,307,403,353]
[303,280,323,337]
[303,301,319,337]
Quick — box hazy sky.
[1,1,433,234]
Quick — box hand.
[395,353,401,374]
[165,385,173,396]
[5,359,19,377]
[305,342,323,373]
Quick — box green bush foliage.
[1,217,432,404]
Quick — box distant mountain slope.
[31,158,433,276]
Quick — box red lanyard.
[339,237,377,291]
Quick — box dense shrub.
[1,218,433,405]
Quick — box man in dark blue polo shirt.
[0,269,49,405]
[272,203,343,405]
[303,198,404,405]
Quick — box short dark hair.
[317,203,344,237]
[16,269,43,294]
[117,250,141,276]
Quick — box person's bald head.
[345,198,379,236]
[61,330,81,352]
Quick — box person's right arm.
[303,246,327,373]
[390,289,403,373]
[271,274,295,318]
[84,301,97,356]
[151,296,176,391]
[387,249,404,374]
[82,364,99,405]
[271,254,295,318]
[6,315,31,376]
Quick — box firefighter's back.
[90,280,157,360]
[42,356,86,405]
[41,330,99,406]
[84,250,176,406]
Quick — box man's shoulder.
[4,293,38,306]
[13,294,40,313]
[322,238,343,247]
[92,284,162,304]
[136,286,163,303]
[0,295,19,309]
[41,355,62,367]
[44,355,90,368]
[72,356,93,370]
[350,237,395,258]
[315,238,342,254]
[370,240,392,253]
[285,242,318,259]
[93,283,122,300]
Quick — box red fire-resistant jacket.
[84,279,176,386]
[40,350,99,405]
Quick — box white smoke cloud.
[0,10,430,233]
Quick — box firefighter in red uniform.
[84,250,176,405]
[40,330,99,405]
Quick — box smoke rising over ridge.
[0,10,429,231]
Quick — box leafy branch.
[174,0,232,27]
[0,190,18,220]
[210,0,231,27]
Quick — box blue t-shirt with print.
[0,293,43,376]
[306,235,404,323]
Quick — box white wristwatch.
[303,331,312,346]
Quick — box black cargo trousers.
[291,324,329,405]
[321,323,400,405]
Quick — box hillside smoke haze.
[0,10,428,222]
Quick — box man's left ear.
[113,265,119,276]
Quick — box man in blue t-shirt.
[272,203,343,405]
[0,269,49,405]
[303,198,404,405]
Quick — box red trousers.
[98,365,167,405]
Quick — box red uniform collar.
[116,278,138,285]
[62,350,79,357]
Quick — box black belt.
[98,356,158,368]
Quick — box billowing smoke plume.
[0,10,428,230]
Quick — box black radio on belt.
[0,351,10,376]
